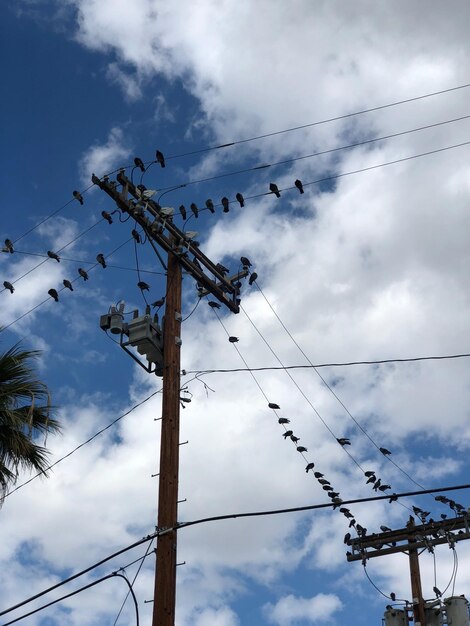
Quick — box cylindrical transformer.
[444,596,470,626]
[384,608,408,626]
[424,604,442,626]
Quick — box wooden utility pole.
[346,512,470,626]
[153,245,182,626]
[93,171,249,625]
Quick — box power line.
[184,352,470,375]
[3,389,162,500]
[153,113,470,193]
[164,81,470,160]
[3,482,469,619]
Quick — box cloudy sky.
[1,1,470,624]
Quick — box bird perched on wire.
[190,203,199,218]
[305,463,315,473]
[294,179,304,194]
[240,256,251,268]
[47,250,60,262]
[221,197,229,213]
[366,475,376,484]
[373,478,382,491]
[73,190,84,205]
[290,435,300,443]
[278,417,290,424]
[63,279,73,291]
[380,525,392,532]
[236,192,245,207]
[318,478,330,485]
[297,446,307,453]
[249,272,258,286]
[179,205,187,220]
[208,301,221,309]
[328,491,340,499]
[282,430,293,439]
[138,281,150,291]
[322,484,332,491]
[269,183,281,198]
[156,150,165,168]
[78,268,89,281]
[314,472,324,478]
[380,447,391,455]
[344,533,351,544]
[378,484,391,492]
[389,494,398,503]
[96,253,106,268]
[48,288,59,302]
[131,229,141,243]
[364,470,375,477]
[4,239,14,253]
[3,281,14,293]
[336,437,351,446]
[205,199,215,214]
[228,336,239,343]
[134,157,145,172]
[216,263,229,276]
[101,210,113,224]
[390,593,396,601]
[151,297,165,308]
[268,402,280,409]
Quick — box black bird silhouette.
[268,402,280,409]
[380,525,392,532]
[364,471,375,477]
[208,301,221,308]
[221,197,229,212]
[240,256,252,268]
[156,150,165,168]
[3,281,14,293]
[344,533,351,544]
[290,435,300,443]
[433,586,442,597]
[366,476,376,484]
[131,229,141,243]
[4,239,14,253]
[339,507,350,514]
[78,268,89,281]
[205,199,215,214]
[47,251,60,262]
[138,281,150,291]
[73,190,84,205]
[269,183,281,198]
[349,519,356,527]
[313,472,324,478]
[151,297,165,308]
[318,478,330,485]
[378,484,391,492]
[249,272,258,285]
[216,263,229,275]
[278,417,290,424]
[412,506,423,516]
[134,157,145,172]
[190,203,199,218]
[96,253,106,268]
[297,446,307,453]
[390,593,396,601]
[282,430,293,439]
[336,438,351,446]
[294,179,304,194]
[328,491,339,498]
[101,210,113,224]
[342,510,354,519]
[389,494,398,503]
[48,288,59,302]
[236,192,245,207]
[373,479,382,491]
[63,279,73,291]
[228,336,239,343]
[322,485,332,491]
[380,447,391,456]
[305,463,315,473]
[179,205,187,220]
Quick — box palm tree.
[0,342,61,500]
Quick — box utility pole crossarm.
[92,172,241,313]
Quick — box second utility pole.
[153,243,182,626]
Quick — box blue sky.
[1,1,470,625]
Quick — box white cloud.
[79,126,132,184]
[264,593,342,625]
[106,62,143,101]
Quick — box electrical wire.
[1,573,139,626]
[153,113,470,193]
[2,389,162,500]
[2,481,469,619]
[0,237,134,334]
[113,540,155,626]
[8,250,165,276]
[363,564,406,602]
[250,284,428,493]
[134,235,149,306]
[184,352,470,375]
[181,298,201,322]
